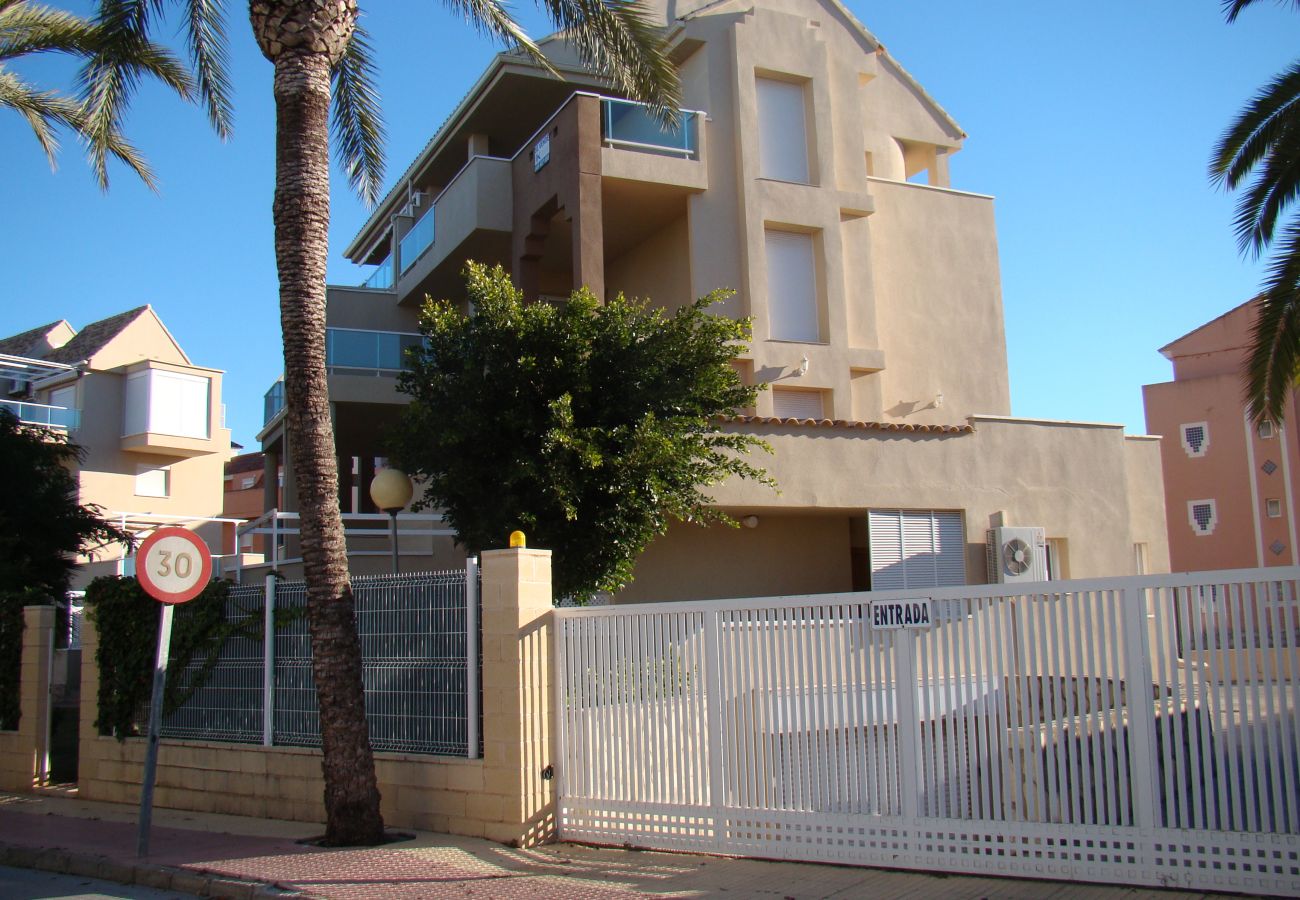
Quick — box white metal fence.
[161,564,481,757]
[554,568,1300,894]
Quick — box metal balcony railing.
[601,97,699,158]
[0,399,79,430]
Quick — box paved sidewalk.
[0,792,1240,899]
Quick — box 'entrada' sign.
[869,598,933,630]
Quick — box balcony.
[400,207,435,275]
[0,399,79,430]
[598,96,708,191]
[601,97,699,158]
[394,156,513,302]
[360,257,394,290]
[326,328,425,374]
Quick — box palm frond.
[0,68,79,166]
[0,0,101,61]
[1246,219,1300,423]
[441,0,554,76]
[331,21,386,206]
[536,0,679,120]
[78,0,193,190]
[186,0,232,138]
[1223,0,1300,23]
[1211,60,1300,256]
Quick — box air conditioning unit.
[410,191,425,209]
[986,526,1048,584]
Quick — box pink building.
[1143,299,1300,571]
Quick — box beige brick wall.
[0,606,55,792]
[78,550,556,845]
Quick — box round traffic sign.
[136,527,213,604]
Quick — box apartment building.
[1,306,233,587]
[258,0,1170,598]
[1142,299,1300,572]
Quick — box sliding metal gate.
[554,569,1300,894]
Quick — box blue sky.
[1,1,1296,451]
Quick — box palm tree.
[83,0,678,845]
[0,0,189,187]
[1211,0,1300,423]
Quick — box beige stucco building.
[1143,299,1300,573]
[0,307,233,588]
[258,0,1169,598]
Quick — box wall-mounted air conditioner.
[986,526,1048,584]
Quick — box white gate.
[553,569,1300,894]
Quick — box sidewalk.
[0,791,1227,899]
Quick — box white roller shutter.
[867,509,966,590]
[756,77,809,183]
[766,230,819,342]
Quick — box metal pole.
[263,573,276,746]
[390,511,400,574]
[137,603,174,857]
[466,556,479,759]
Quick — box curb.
[0,843,312,899]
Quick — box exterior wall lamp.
[369,467,414,574]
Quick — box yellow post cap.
[509,530,526,548]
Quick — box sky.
[1,1,1297,451]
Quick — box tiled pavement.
[0,792,1247,899]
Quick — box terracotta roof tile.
[0,320,68,357]
[41,306,149,364]
[717,414,974,434]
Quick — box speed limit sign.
[136,526,212,604]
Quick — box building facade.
[1143,299,1298,572]
[258,0,1170,598]
[1,306,234,586]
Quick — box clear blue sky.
[1,1,1296,451]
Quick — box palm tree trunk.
[269,41,383,846]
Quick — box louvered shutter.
[868,509,966,590]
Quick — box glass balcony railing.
[0,399,80,430]
[399,207,436,275]
[263,379,285,426]
[325,328,425,373]
[601,97,698,158]
[360,257,394,290]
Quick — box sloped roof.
[225,452,265,476]
[0,320,70,358]
[718,414,974,434]
[1158,298,1256,360]
[41,306,150,365]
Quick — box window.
[1188,499,1217,536]
[1180,422,1209,458]
[135,464,169,498]
[772,388,825,419]
[766,229,820,342]
[240,475,257,490]
[125,368,211,439]
[1259,420,1276,439]
[1267,498,1282,518]
[1045,538,1068,580]
[756,76,810,183]
[1134,542,1149,575]
[867,509,966,590]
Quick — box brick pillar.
[478,548,555,846]
[8,606,55,789]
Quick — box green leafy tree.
[392,264,773,601]
[0,410,130,729]
[1211,0,1300,422]
[0,0,190,187]
[83,0,678,845]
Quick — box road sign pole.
[137,602,174,858]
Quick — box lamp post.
[369,467,414,574]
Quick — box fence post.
[466,556,480,760]
[703,609,726,849]
[478,547,554,847]
[1120,582,1160,833]
[263,573,276,747]
[895,631,921,822]
[270,511,279,570]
